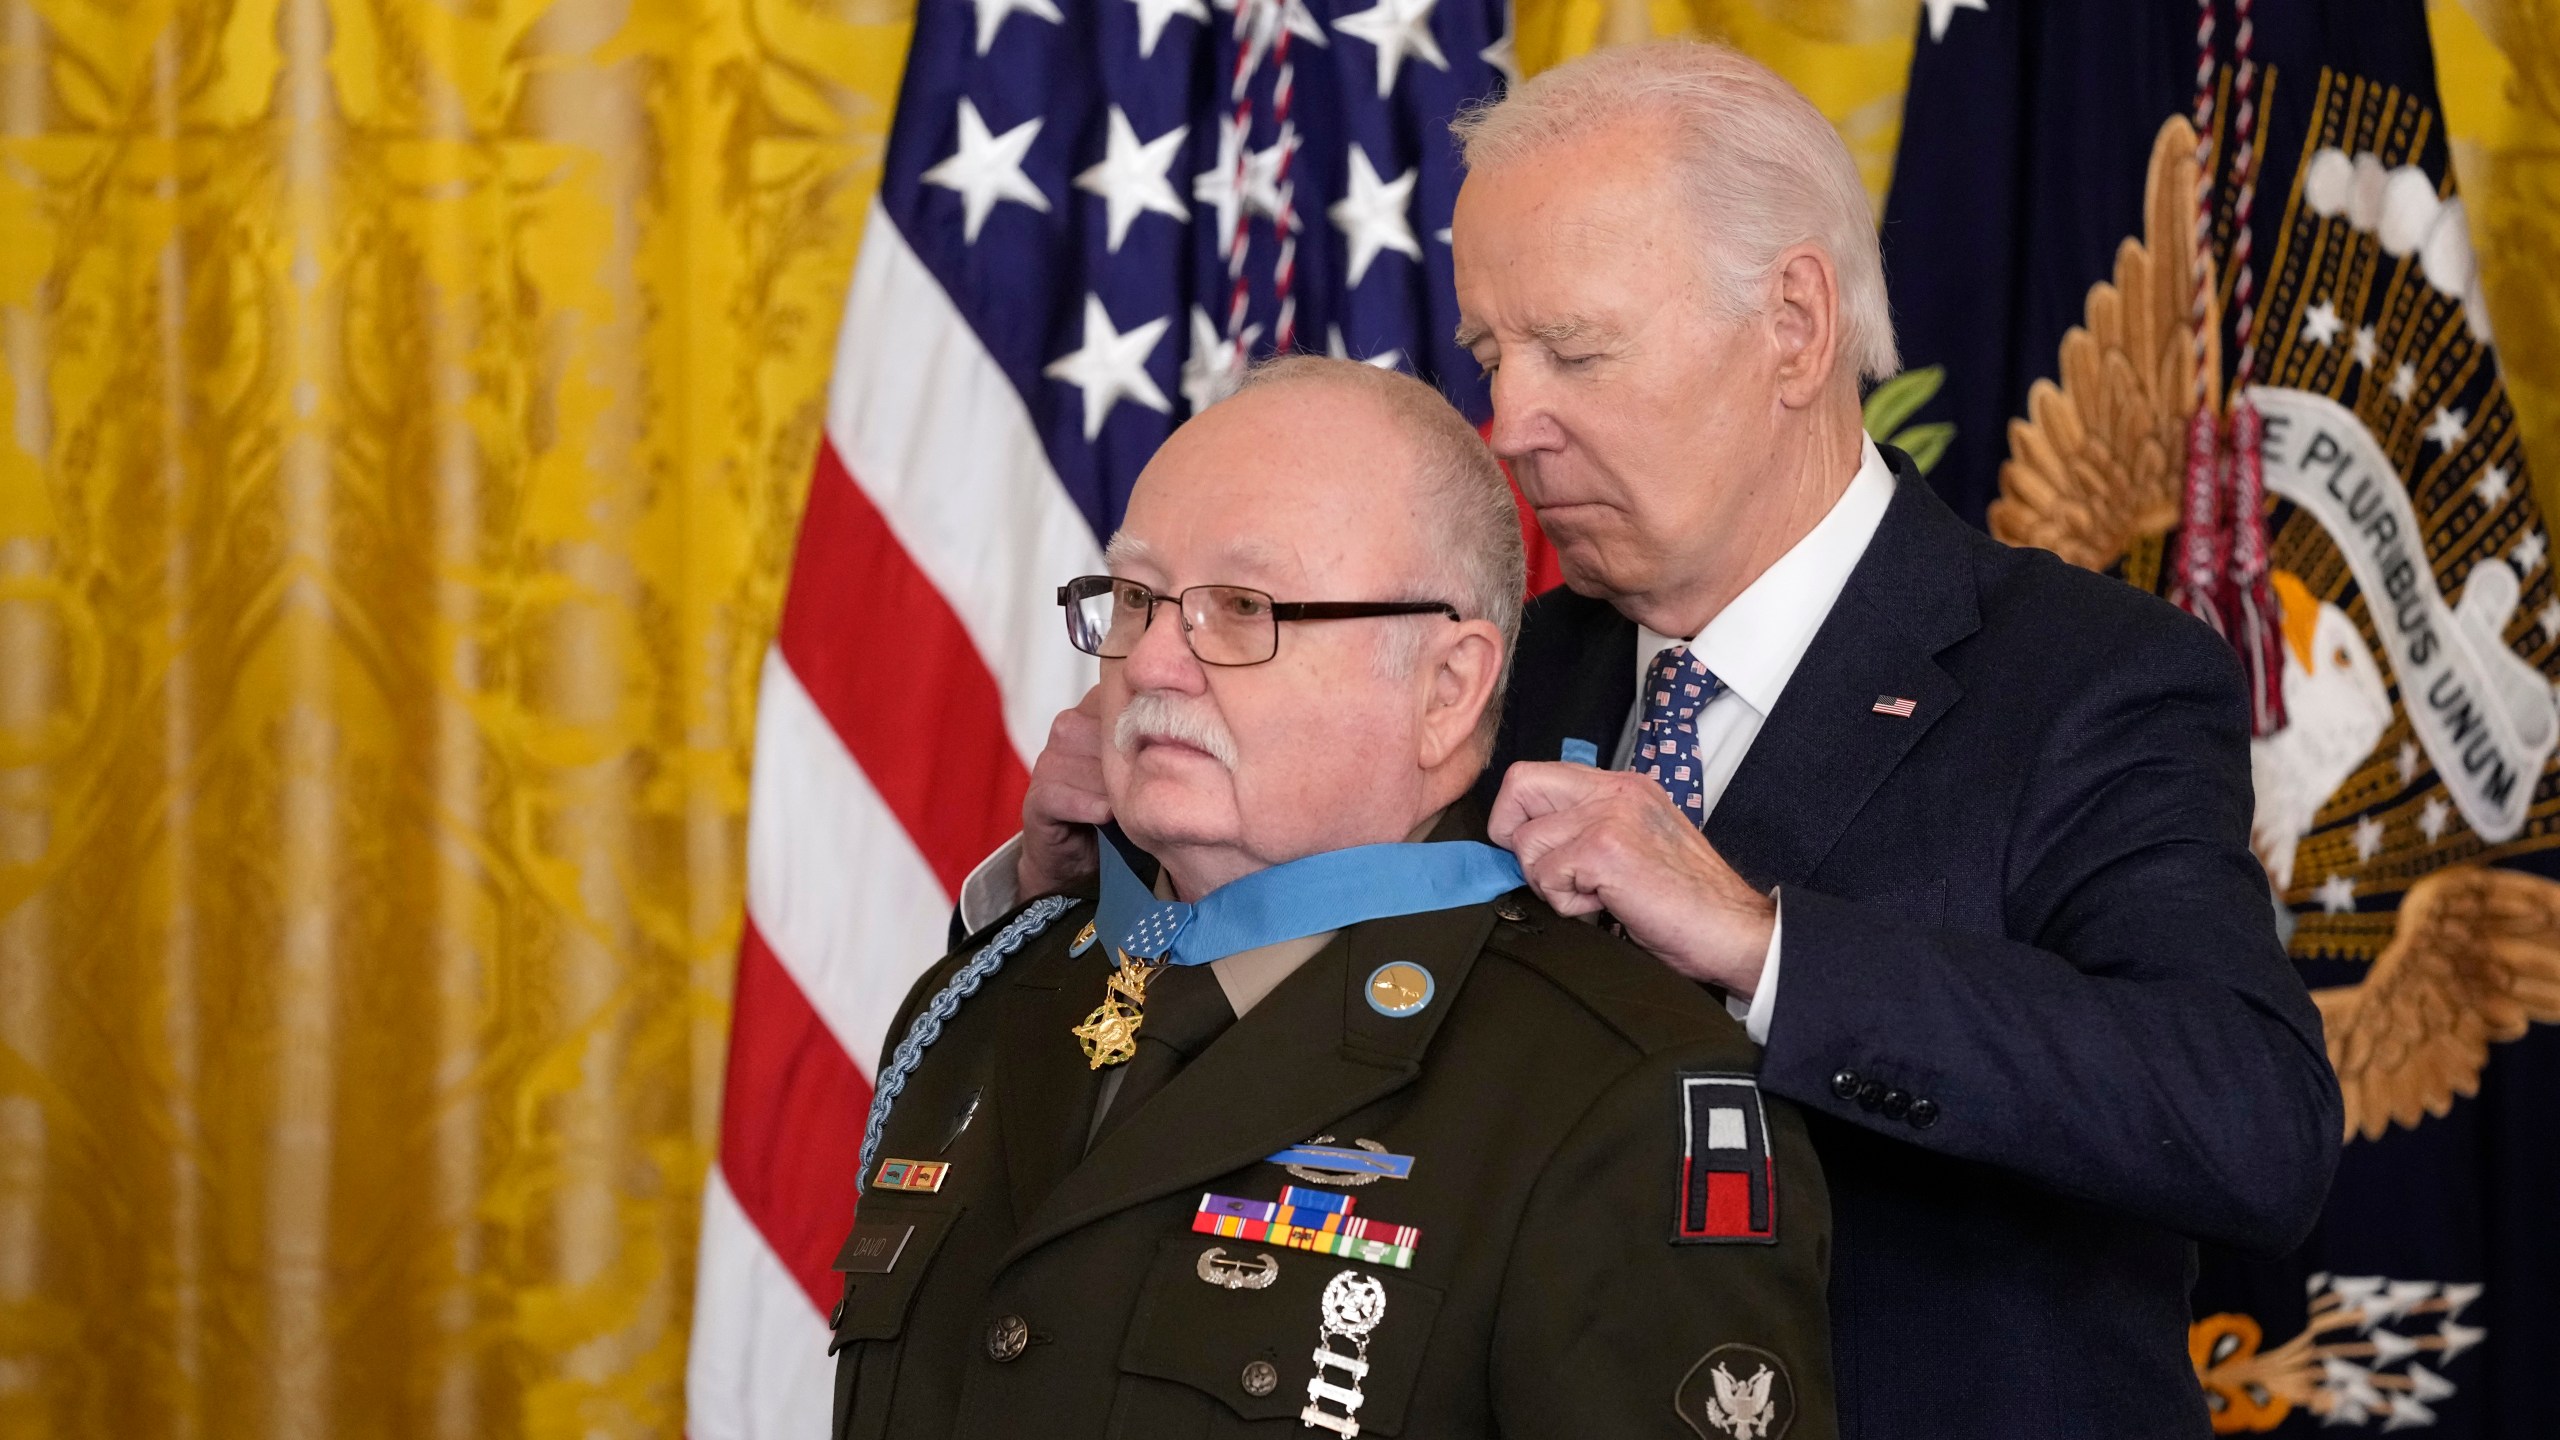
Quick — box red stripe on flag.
[720,916,873,1313]
[778,439,1031,895]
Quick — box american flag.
[685,0,1520,1427]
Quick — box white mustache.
[1114,692,1239,769]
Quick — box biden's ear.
[1417,620,1506,772]
[1768,244,1845,410]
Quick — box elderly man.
[989,42,2343,1440]
[837,356,1835,1440]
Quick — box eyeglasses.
[1057,575,1460,667]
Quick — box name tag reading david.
[836,1221,915,1275]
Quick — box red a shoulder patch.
[1674,1073,1777,1245]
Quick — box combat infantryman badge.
[1674,1073,1777,1244]
[1270,1137,1415,1185]
[1301,1270,1386,1436]
[1676,1344,1795,1440]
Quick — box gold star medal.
[1072,949,1166,1068]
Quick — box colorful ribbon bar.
[1277,1185,1355,1215]
[1192,1191,1420,1269]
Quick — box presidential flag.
[1886,2,2560,1432]
[684,0,1518,1429]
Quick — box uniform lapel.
[993,940,1114,1230]
[1001,903,1494,1266]
[1707,463,1982,893]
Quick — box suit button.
[1856,1079,1886,1111]
[1908,1098,1941,1129]
[1493,896,1531,924]
[1241,1360,1279,1397]
[985,1314,1030,1362]
[1830,1068,1860,1100]
[829,1286,850,1330]
[1881,1089,1910,1120]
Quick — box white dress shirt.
[963,437,1899,1047]
[1619,436,1897,1042]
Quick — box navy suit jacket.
[1474,449,2343,1440]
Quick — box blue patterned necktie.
[1634,643,1724,825]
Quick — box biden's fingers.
[1488,759,1625,846]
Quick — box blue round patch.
[1364,962,1436,1018]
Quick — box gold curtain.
[0,0,910,1428]
[0,0,2551,1435]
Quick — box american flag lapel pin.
[1871,695,1917,718]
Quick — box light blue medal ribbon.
[1094,828,1527,965]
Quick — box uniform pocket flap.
[829,1205,962,1352]
[1119,1232,1443,1436]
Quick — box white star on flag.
[1478,31,1518,84]
[1125,0,1208,57]
[2353,815,2385,862]
[2390,362,2418,402]
[2477,462,2513,506]
[1215,0,1328,79]
[1243,134,1298,225]
[922,99,1050,243]
[2539,599,2560,638]
[1194,119,1299,258]
[1076,107,1189,251]
[2317,873,2358,914]
[1328,324,1404,372]
[1180,307,1260,414]
[2419,794,2453,842]
[970,0,1063,53]
[1333,0,1450,98]
[1194,113,1248,256]
[2302,299,2344,347]
[2397,740,2421,785]
[1329,145,1422,286]
[2425,405,2470,450]
[1922,0,1987,41]
[2513,528,2547,575]
[2351,325,2379,370]
[1046,294,1173,439]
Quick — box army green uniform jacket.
[828,887,1836,1440]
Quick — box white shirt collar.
[1636,435,1898,714]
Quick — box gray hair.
[1227,355,1525,747]
[1451,39,1900,383]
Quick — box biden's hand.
[1017,686,1111,898]
[1487,761,1776,997]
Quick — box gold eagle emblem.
[1990,107,2560,1145]
[2315,864,2560,1140]
[1987,115,2213,578]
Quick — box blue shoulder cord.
[856,894,1078,1195]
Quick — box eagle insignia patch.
[1673,1073,1776,1245]
[1676,1343,1795,1440]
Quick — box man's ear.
[1418,620,1505,771]
[1768,245,1844,410]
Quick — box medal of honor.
[1070,948,1165,1068]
